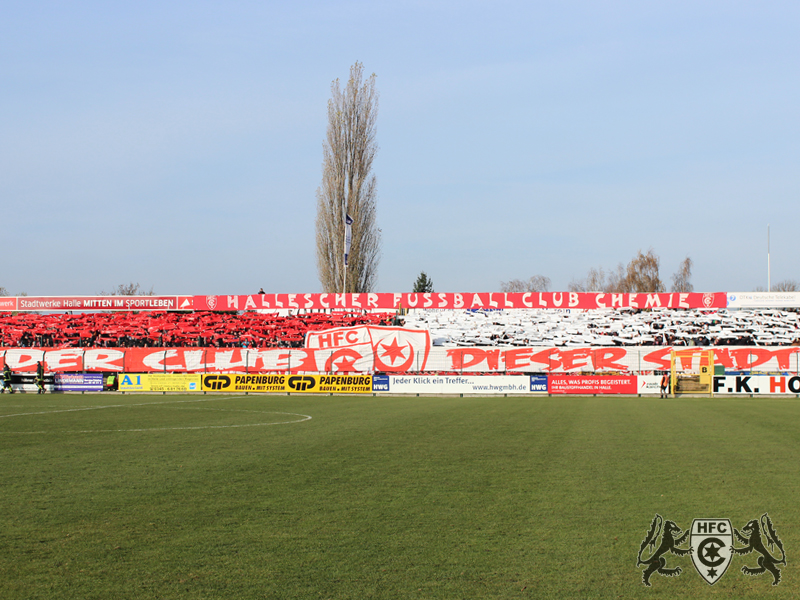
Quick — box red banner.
[192,292,726,311]
[445,347,637,372]
[5,296,194,312]
[549,375,637,394]
[0,293,726,313]
[2,342,798,374]
[0,348,258,373]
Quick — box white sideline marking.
[0,396,312,433]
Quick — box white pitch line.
[0,396,312,433]
[62,413,312,433]
[0,396,246,419]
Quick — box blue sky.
[2,1,798,296]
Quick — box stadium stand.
[400,308,800,347]
[0,311,394,349]
[1,308,798,349]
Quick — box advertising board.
[628,374,800,396]
[376,375,534,395]
[199,374,372,394]
[712,375,800,395]
[726,292,800,309]
[9,295,193,312]
[639,374,800,395]
[54,373,104,392]
[200,374,288,393]
[549,375,637,395]
[637,375,663,394]
[530,375,548,393]
[119,374,201,392]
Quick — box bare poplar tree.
[316,62,381,293]
[622,249,665,293]
[501,275,551,293]
[670,257,694,293]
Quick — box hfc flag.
[344,213,353,266]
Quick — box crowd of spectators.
[0,311,394,349]
[1,308,798,349]
[401,308,800,347]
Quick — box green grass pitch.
[1,393,799,599]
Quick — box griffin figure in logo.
[637,514,692,587]
[731,513,787,586]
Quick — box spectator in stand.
[258,288,265,295]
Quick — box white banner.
[432,346,800,374]
[4,342,800,375]
[726,292,800,308]
[713,375,800,395]
[637,375,663,394]
[637,375,800,395]
[383,375,534,394]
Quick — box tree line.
[502,249,798,294]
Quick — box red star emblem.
[334,356,358,372]
[379,338,407,365]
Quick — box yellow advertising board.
[119,373,201,392]
[201,374,288,393]
[295,374,372,394]
[200,373,372,394]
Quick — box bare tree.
[501,275,551,293]
[568,267,608,293]
[772,280,799,292]
[0,287,7,296]
[316,62,381,293]
[99,283,154,296]
[605,263,629,293]
[671,257,694,293]
[622,249,665,293]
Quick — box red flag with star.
[367,326,431,372]
[304,325,431,373]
